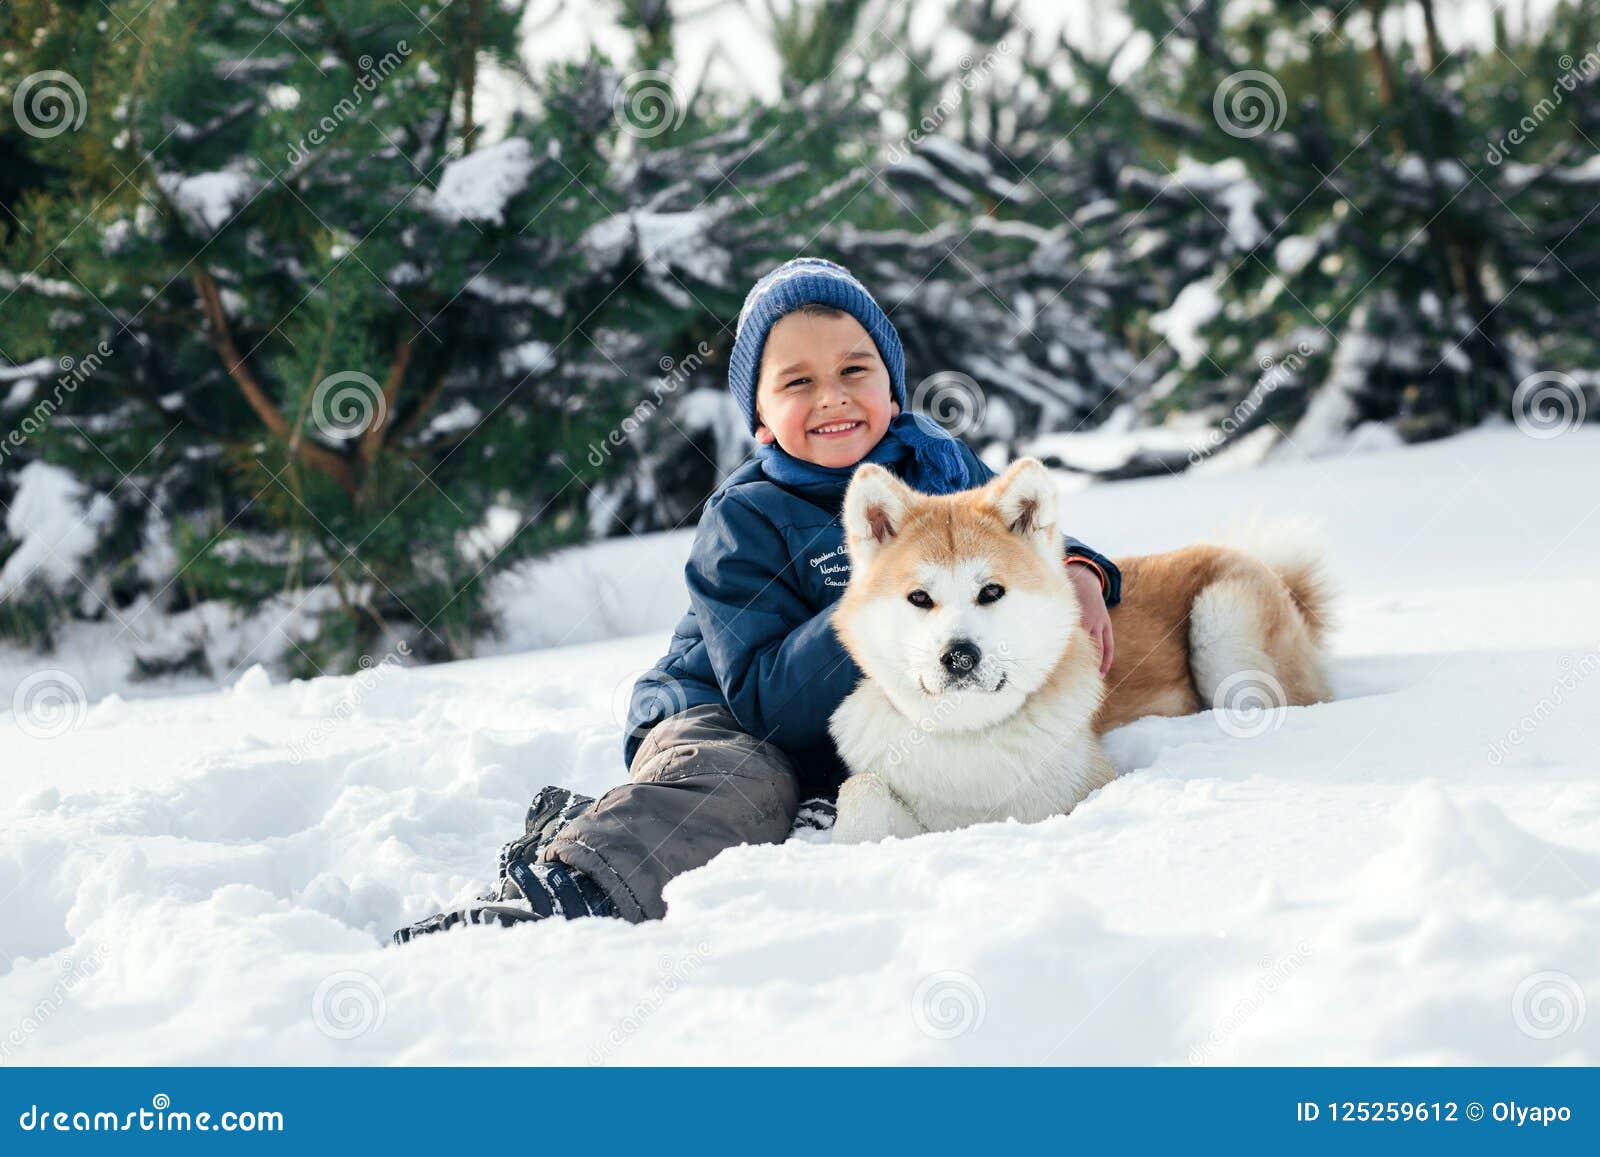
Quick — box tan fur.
[1274,555,1334,647]
[1095,545,1332,733]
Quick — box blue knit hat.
[728,257,907,433]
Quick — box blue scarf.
[754,412,972,502]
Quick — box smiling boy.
[394,258,1120,941]
[753,306,900,465]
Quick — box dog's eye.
[977,583,1005,605]
[907,590,934,609]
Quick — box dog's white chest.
[829,680,1109,839]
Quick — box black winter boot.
[391,786,612,946]
[391,861,615,945]
[790,796,837,835]
[484,786,596,902]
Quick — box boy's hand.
[1066,564,1115,676]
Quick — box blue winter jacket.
[623,441,1121,790]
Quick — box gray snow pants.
[538,704,801,923]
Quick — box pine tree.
[794,0,1153,456]
[1100,0,1600,457]
[1,0,882,671]
[2,2,676,672]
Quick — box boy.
[394,257,1119,942]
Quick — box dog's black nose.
[940,640,982,676]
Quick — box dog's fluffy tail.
[1213,514,1335,646]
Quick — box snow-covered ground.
[2,424,1597,1064]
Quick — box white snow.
[1435,159,1470,190]
[0,462,115,600]
[1281,306,1390,459]
[461,273,562,311]
[430,138,535,226]
[499,340,554,377]
[1337,420,1405,455]
[2,426,1598,1064]
[1398,155,1430,184]
[1021,404,1214,473]
[485,530,695,654]
[458,504,524,567]
[421,399,481,438]
[1,357,56,391]
[157,168,255,232]
[914,136,1030,203]
[1215,178,1265,251]
[1274,235,1317,276]
[1167,157,1265,251]
[886,153,976,205]
[3,377,39,409]
[1150,277,1223,369]
[1552,153,1600,185]
[581,208,730,290]
[677,388,753,477]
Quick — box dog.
[827,457,1332,844]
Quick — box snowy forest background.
[3,0,1598,689]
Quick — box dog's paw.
[832,774,925,844]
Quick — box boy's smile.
[753,309,900,468]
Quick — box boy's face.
[753,311,901,468]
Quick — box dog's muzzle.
[939,640,982,684]
[932,639,1009,695]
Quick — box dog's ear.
[986,457,1060,563]
[843,463,915,571]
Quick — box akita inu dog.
[828,457,1331,843]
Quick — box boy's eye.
[842,364,864,375]
[977,583,1005,605]
[785,377,810,389]
[907,590,934,609]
